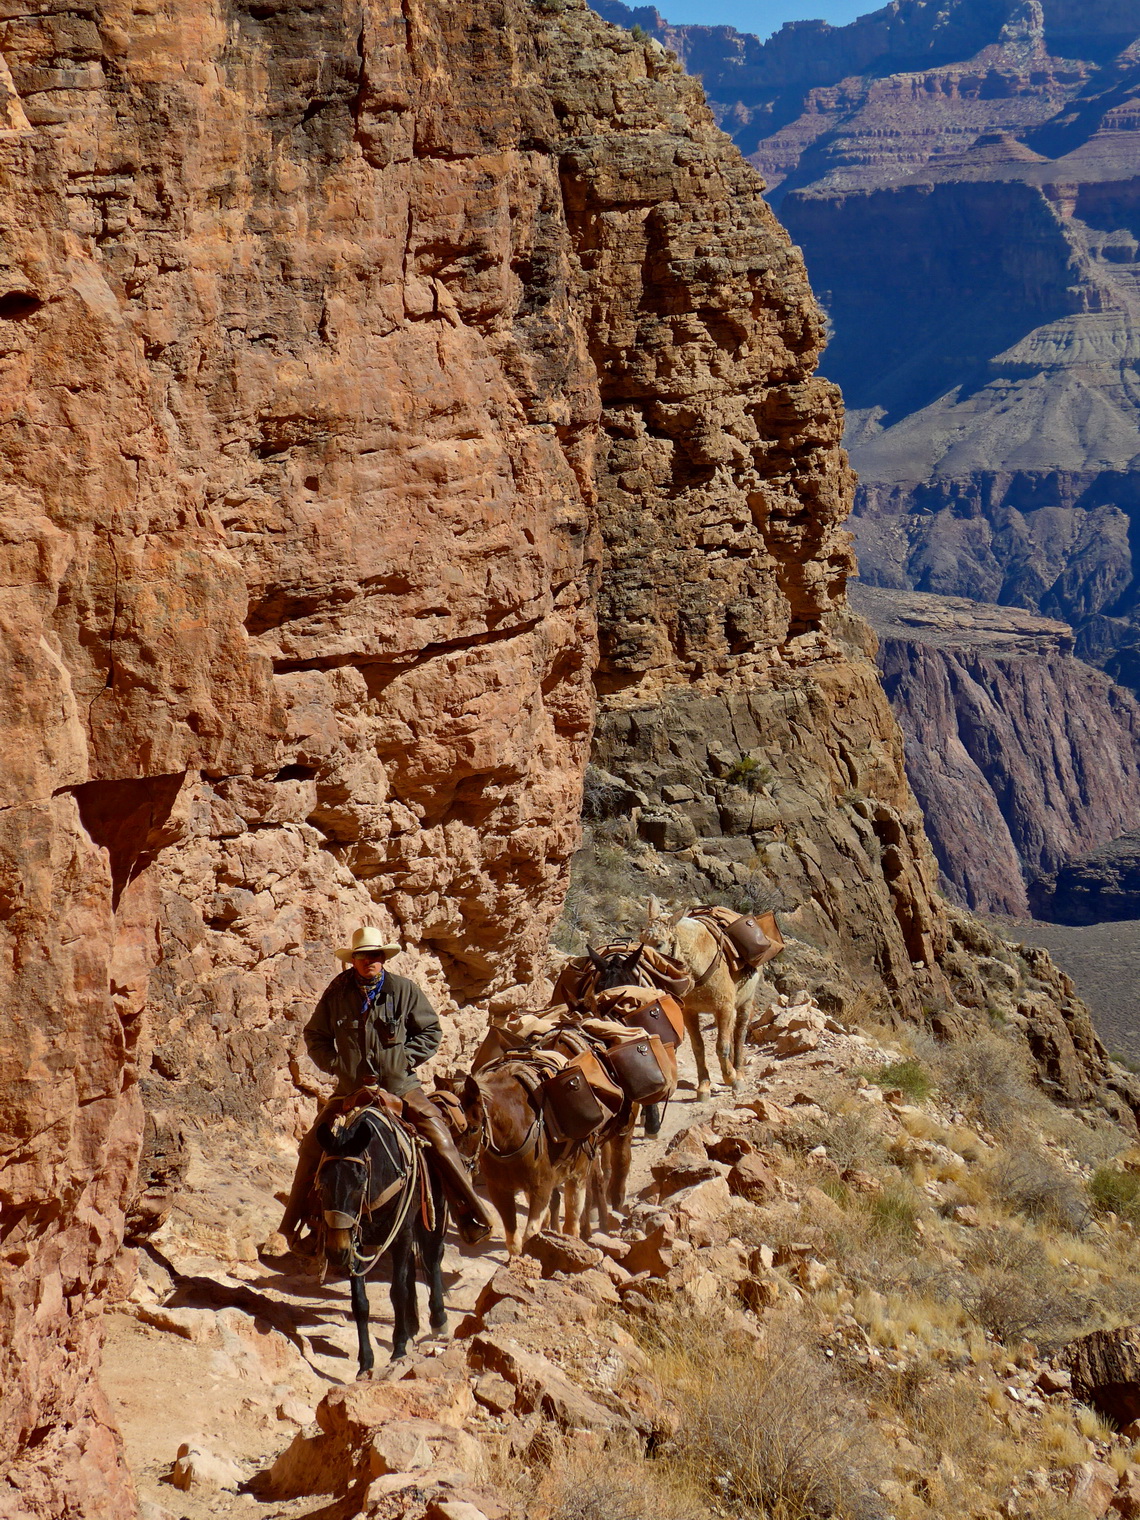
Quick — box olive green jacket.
[303,969,441,1098]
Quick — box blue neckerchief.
[357,967,387,1018]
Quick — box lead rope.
[349,1139,421,1275]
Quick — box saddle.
[687,906,784,977]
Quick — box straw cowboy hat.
[335,926,401,962]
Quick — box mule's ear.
[624,944,643,973]
[339,1120,371,1157]
[586,945,605,969]
[462,1074,482,1112]
[667,905,687,927]
[645,894,661,923]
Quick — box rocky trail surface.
[101,988,1140,1520]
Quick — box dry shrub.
[928,1033,1034,1132]
[644,1312,886,1520]
[964,1229,1085,1347]
[990,1146,1088,1232]
[520,1451,708,1520]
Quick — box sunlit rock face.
[2,1,1134,1513]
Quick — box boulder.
[1036,1367,1072,1396]
[650,1156,727,1200]
[727,1154,779,1203]
[774,1026,821,1056]
[668,1176,732,1225]
[466,1333,620,1433]
[426,1504,494,1520]
[1062,1327,1140,1424]
[257,1378,477,1500]
[523,1231,603,1277]
[473,1373,515,1416]
[1113,1469,1140,1518]
[1069,1461,1118,1518]
[621,1225,676,1278]
[277,1398,317,1426]
[168,1446,244,1493]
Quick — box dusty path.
[102,1021,841,1518]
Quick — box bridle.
[464,1072,544,1164]
[318,1113,420,1276]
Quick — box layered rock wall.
[591,0,1140,691]
[2,1,603,1509]
[0,2,1134,1516]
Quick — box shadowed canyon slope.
[852,584,1140,914]
[593,0,1140,687]
[1,0,1137,1516]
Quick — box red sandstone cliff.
[0,2,1133,1516]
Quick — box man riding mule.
[277,926,493,1248]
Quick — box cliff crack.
[271,615,544,675]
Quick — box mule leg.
[421,1179,448,1336]
[685,1005,712,1099]
[350,1272,374,1378]
[485,1179,521,1255]
[523,1182,555,1245]
[732,996,751,1086]
[562,1164,587,1238]
[715,995,738,1090]
[608,1129,633,1218]
[388,1231,418,1361]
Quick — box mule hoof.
[696,1085,711,1101]
[430,1316,449,1337]
[356,1367,375,1381]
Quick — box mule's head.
[316,1117,371,1263]
[640,895,684,951]
[455,1074,485,1162]
[588,942,644,993]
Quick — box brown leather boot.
[403,1088,495,1245]
[276,1112,329,1248]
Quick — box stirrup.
[456,1214,493,1246]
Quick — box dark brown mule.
[443,1062,591,1255]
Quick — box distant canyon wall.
[853,585,1140,915]
[1,2,1135,1516]
[592,0,1140,691]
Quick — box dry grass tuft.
[964,1229,1085,1347]
[636,1312,886,1520]
[518,1452,708,1520]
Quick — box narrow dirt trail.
[103,1021,849,1517]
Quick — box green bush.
[866,1184,920,1243]
[726,754,775,793]
[1090,1165,1140,1226]
[863,1060,933,1103]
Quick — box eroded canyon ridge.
[594,0,1140,912]
[1,0,1135,1515]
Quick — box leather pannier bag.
[605,1033,670,1105]
[623,995,684,1047]
[543,1065,606,1143]
[542,1031,624,1112]
[724,910,784,969]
